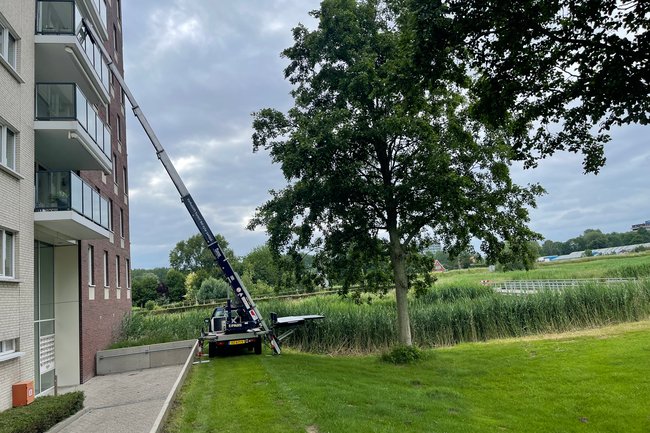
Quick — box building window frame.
[103,250,109,287]
[116,255,121,288]
[1,228,15,279]
[0,20,18,71]
[0,125,17,172]
[88,245,95,286]
[125,258,130,288]
[119,207,124,238]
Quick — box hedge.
[0,391,84,433]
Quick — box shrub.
[196,277,229,302]
[0,391,84,433]
[144,300,157,311]
[380,345,423,364]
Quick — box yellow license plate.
[229,339,246,345]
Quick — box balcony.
[34,171,110,245]
[35,0,110,106]
[35,83,112,173]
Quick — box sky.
[121,1,650,269]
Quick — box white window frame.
[0,338,21,362]
[0,22,18,70]
[1,229,15,279]
[0,125,16,171]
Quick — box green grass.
[437,251,650,286]
[164,321,650,433]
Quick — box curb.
[47,407,91,433]
[148,339,198,433]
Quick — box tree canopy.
[408,0,648,173]
[251,0,543,345]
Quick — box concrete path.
[50,365,183,433]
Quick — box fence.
[490,278,636,295]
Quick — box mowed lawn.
[164,321,650,433]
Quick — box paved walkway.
[50,365,183,433]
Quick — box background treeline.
[539,228,650,256]
[131,227,650,308]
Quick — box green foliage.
[0,391,84,433]
[144,300,157,311]
[184,269,210,303]
[496,241,540,271]
[131,273,159,307]
[605,263,650,279]
[251,0,543,345]
[165,268,186,302]
[434,0,649,173]
[380,345,423,364]
[540,228,650,256]
[169,233,240,277]
[196,277,230,302]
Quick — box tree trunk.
[389,229,412,346]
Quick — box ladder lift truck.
[86,21,323,357]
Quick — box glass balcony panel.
[36,1,75,35]
[37,83,111,161]
[71,175,83,213]
[35,171,110,230]
[100,196,108,228]
[82,182,92,219]
[76,87,88,131]
[36,84,75,119]
[92,190,100,222]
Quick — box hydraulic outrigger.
[85,20,323,355]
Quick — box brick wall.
[78,0,131,383]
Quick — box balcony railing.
[36,83,111,159]
[36,0,109,92]
[35,171,110,230]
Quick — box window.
[0,23,18,70]
[1,229,14,278]
[1,125,16,171]
[119,208,124,238]
[103,251,109,287]
[122,165,127,192]
[115,255,121,288]
[126,258,130,288]
[0,338,16,356]
[108,199,113,231]
[88,245,95,286]
[116,115,122,142]
[113,24,118,52]
[112,153,118,184]
[117,0,122,21]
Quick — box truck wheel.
[254,338,262,355]
[208,342,219,358]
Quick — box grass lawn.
[435,251,650,286]
[164,321,650,433]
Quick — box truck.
[85,20,322,356]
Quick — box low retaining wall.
[96,340,196,375]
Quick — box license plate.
[229,339,246,345]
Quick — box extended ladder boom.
[86,20,281,354]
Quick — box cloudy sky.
[121,1,650,269]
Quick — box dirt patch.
[306,425,320,433]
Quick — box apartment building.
[0,0,130,409]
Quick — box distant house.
[631,220,650,231]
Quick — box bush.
[380,345,423,364]
[0,391,84,433]
[144,300,157,311]
[196,277,229,302]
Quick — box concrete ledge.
[96,340,195,375]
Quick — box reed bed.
[114,281,650,353]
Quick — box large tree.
[409,0,649,173]
[169,233,240,277]
[251,0,542,345]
